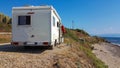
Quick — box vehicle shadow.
[0,44,51,54]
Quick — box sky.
[0,0,120,35]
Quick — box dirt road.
[0,32,11,35]
[0,44,77,68]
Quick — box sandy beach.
[92,43,120,68]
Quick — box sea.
[102,37,120,46]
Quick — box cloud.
[90,26,120,35]
[101,27,120,34]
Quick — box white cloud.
[90,26,120,35]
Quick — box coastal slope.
[0,28,108,68]
[93,43,120,68]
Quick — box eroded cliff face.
[0,43,95,68]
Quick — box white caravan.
[11,5,64,48]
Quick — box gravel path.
[0,44,77,68]
[92,43,120,68]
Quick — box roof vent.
[40,4,48,6]
[23,5,34,7]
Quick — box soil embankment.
[92,43,120,68]
[0,43,94,68]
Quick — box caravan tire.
[54,40,57,46]
[49,45,54,50]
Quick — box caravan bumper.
[11,42,51,46]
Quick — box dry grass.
[0,34,11,43]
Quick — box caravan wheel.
[54,40,57,46]
[49,45,54,50]
[49,40,57,49]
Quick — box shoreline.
[92,42,120,68]
[110,43,120,47]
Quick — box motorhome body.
[11,5,64,48]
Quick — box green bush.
[64,28,79,41]
[0,13,11,32]
[75,29,90,36]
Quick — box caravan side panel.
[51,10,60,45]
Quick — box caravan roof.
[12,5,61,20]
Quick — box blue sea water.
[103,37,120,46]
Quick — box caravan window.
[18,16,31,25]
[57,22,59,27]
[53,16,55,26]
